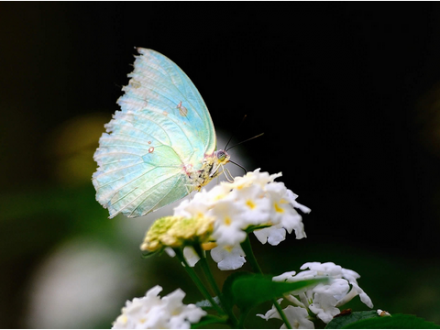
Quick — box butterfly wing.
[93,48,216,218]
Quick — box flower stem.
[173,248,224,315]
[194,245,239,327]
[194,245,222,298]
[240,235,262,274]
[240,236,293,329]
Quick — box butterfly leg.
[222,165,234,183]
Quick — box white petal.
[283,305,315,329]
[313,279,349,297]
[351,282,373,308]
[210,245,246,271]
[273,271,297,282]
[254,225,286,246]
[286,190,311,214]
[309,294,340,323]
[183,246,200,267]
[165,248,176,257]
[267,227,287,246]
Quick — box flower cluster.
[140,216,214,252]
[258,262,373,328]
[141,169,310,270]
[112,285,206,329]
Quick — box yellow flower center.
[246,199,256,209]
[224,216,232,225]
[274,202,284,213]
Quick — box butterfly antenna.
[225,132,264,151]
[224,114,248,150]
[223,115,263,176]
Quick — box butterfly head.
[214,149,230,165]
[207,149,230,180]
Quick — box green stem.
[274,301,291,328]
[173,248,223,315]
[240,236,293,329]
[194,245,222,298]
[194,245,239,327]
[240,235,263,274]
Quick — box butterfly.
[93,48,230,218]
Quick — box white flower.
[308,293,340,323]
[273,271,297,282]
[174,190,212,219]
[210,244,246,271]
[222,169,308,244]
[149,168,309,270]
[258,301,314,329]
[336,281,373,309]
[188,169,308,249]
[308,279,350,323]
[255,181,307,243]
[112,285,206,329]
[285,190,311,214]
[206,183,233,202]
[223,168,282,190]
[254,224,287,246]
[282,306,315,329]
[271,262,373,324]
[231,184,271,225]
[209,198,248,246]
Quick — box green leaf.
[190,315,228,329]
[222,271,251,312]
[326,312,440,329]
[223,273,328,313]
[326,310,379,328]
[342,314,440,329]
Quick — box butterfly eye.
[217,151,226,161]
[215,150,230,164]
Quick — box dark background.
[1,3,440,328]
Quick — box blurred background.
[1,3,440,328]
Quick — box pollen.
[148,147,154,153]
